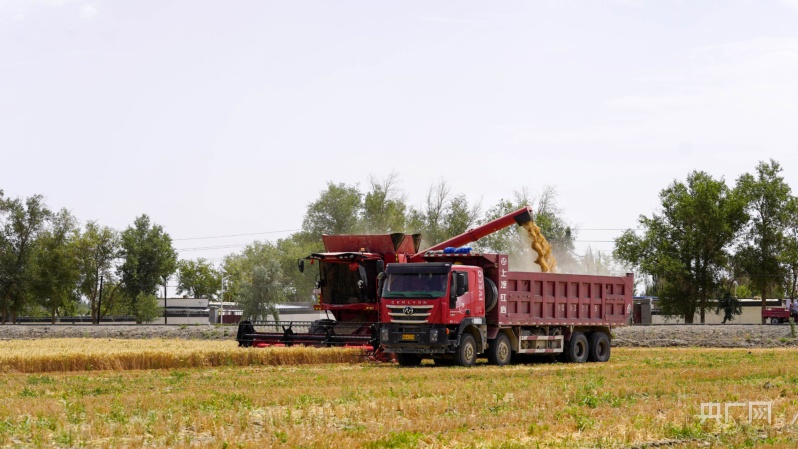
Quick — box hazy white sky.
[2,0,797,264]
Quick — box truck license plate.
[401,334,415,341]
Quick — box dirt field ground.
[1,323,798,348]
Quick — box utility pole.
[164,281,168,325]
[97,275,104,325]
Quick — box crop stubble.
[1,340,797,448]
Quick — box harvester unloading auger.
[236,206,552,357]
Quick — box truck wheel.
[588,332,611,363]
[487,333,512,366]
[456,334,477,367]
[396,354,422,367]
[565,332,589,363]
[771,318,780,324]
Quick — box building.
[633,296,787,325]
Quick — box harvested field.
[1,344,798,448]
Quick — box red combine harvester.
[236,207,535,354]
[378,253,633,366]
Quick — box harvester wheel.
[397,353,422,367]
[565,332,589,363]
[310,319,336,334]
[588,332,611,363]
[487,333,511,366]
[456,334,477,367]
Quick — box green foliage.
[0,193,52,323]
[74,222,119,323]
[715,291,742,323]
[362,173,407,233]
[407,179,481,250]
[176,258,220,299]
[614,171,747,322]
[118,215,177,322]
[237,261,284,321]
[222,240,283,303]
[735,160,793,318]
[31,209,81,323]
[302,182,363,238]
[128,292,162,323]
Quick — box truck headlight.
[430,329,439,342]
[380,327,390,342]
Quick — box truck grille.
[386,305,433,324]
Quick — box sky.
[2,0,798,267]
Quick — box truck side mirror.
[298,259,305,273]
[377,272,386,297]
[450,271,468,308]
[456,272,468,297]
[376,260,384,273]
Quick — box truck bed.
[495,270,633,327]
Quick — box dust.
[520,221,557,273]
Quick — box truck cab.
[379,261,491,366]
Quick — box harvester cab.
[236,233,419,349]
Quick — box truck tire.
[565,332,589,363]
[396,353,422,367]
[456,334,477,367]
[487,333,512,366]
[771,318,780,324]
[485,278,498,313]
[588,332,611,363]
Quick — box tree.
[407,180,481,249]
[74,221,120,324]
[0,193,51,323]
[362,172,407,233]
[118,215,177,323]
[31,209,81,323]
[237,261,284,321]
[128,292,163,323]
[614,171,747,323]
[735,160,793,322]
[176,258,221,299]
[302,182,363,238]
[781,197,798,302]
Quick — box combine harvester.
[236,207,535,359]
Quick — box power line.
[172,229,300,242]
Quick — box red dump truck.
[378,251,633,366]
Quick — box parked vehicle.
[762,302,795,324]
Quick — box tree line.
[0,191,179,324]
[0,177,587,323]
[14,158,792,326]
[614,159,798,323]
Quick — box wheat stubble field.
[2,340,798,448]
